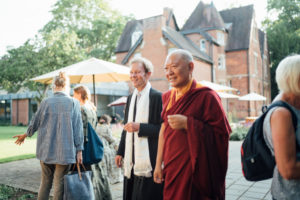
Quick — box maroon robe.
[161,80,231,200]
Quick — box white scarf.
[124,82,152,179]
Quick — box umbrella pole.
[93,74,96,106]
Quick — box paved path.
[0,141,272,200]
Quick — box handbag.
[83,122,104,164]
[64,163,95,200]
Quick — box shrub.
[230,126,249,141]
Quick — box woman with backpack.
[73,85,112,200]
[263,55,300,199]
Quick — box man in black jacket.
[115,57,163,200]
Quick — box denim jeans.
[38,161,70,200]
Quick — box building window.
[218,55,226,70]
[131,30,142,47]
[0,100,11,123]
[200,39,206,52]
[217,32,224,46]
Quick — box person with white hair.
[263,54,300,199]
[115,57,163,200]
[14,72,83,200]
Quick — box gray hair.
[276,54,300,95]
[165,49,193,64]
[129,57,154,73]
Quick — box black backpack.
[241,100,298,181]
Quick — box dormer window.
[200,39,206,52]
[217,32,224,46]
[218,55,226,70]
[131,31,142,47]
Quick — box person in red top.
[153,49,231,200]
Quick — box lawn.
[0,125,123,164]
[0,126,37,163]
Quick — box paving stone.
[228,184,250,191]
[242,191,268,199]
[226,188,247,196]
[225,194,240,200]
[0,141,273,200]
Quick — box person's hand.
[77,151,82,164]
[13,133,27,145]
[124,122,140,132]
[167,114,188,130]
[115,155,123,168]
[153,164,164,184]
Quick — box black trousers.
[123,171,163,200]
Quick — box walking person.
[73,85,112,200]
[263,55,300,199]
[14,72,84,200]
[115,57,163,200]
[154,50,231,200]
[96,114,122,184]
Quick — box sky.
[0,0,268,57]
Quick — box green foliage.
[0,184,14,200]
[230,126,249,141]
[263,0,300,99]
[0,185,37,200]
[0,0,131,103]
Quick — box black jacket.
[117,88,162,169]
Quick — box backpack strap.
[266,100,298,130]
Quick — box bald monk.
[154,49,231,200]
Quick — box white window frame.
[218,55,226,70]
[200,39,206,52]
[217,32,224,46]
[131,30,142,47]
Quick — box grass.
[0,124,123,164]
[0,126,37,163]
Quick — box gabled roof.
[115,20,143,53]
[220,5,254,51]
[166,11,180,31]
[258,29,265,57]
[163,27,212,63]
[181,29,220,46]
[182,1,225,31]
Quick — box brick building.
[115,1,271,119]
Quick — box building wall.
[115,9,271,120]
[115,52,128,64]
[193,59,212,82]
[12,99,29,125]
[226,50,249,119]
[248,19,264,116]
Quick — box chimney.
[163,7,173,22]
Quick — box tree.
[41,0,132,61]
[263,0,300,99]
[0,0,131,103]
[0,42,40,93]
